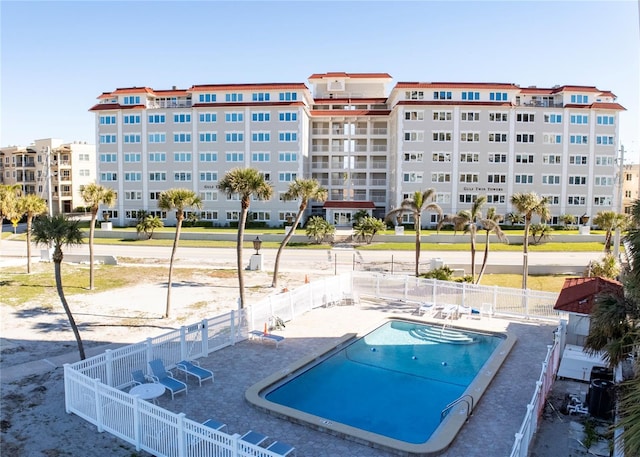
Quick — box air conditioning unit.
[328,80,345,92]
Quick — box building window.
[544,195,560,205]
[543,155,561,164]
[488,133,507,142]
[433,91,452,100]
[252,132,271,142]
[200,172,218,182]
[568,176,587,185]
[149,152,166,162]
[487,174,506,183]
[279,152,297,162]
[124,172,142,182]
[543,134,562,144]
[432,172,451,183]
[252,112,270,122]
[99,135,116,144]
[403,172,424,183]
[173,113,191,123]
[570,114,588,124]
[252,152,270,162]
[199,113,217,123]
[459,173,478,183]
[226,152,244,162]
[252,92,270,102]
[568,196,586,205]
[225,132,244,143]
[124,191,142,200]
[489,112,508,122]
[225,112,244,123]
[124,153,141,163]
[489,92,508,101]
[435,193,451,204]
[595,176,614,186]
[515,174,533,184]
[594,196,612,206]
[461,92,479,101]
[149,133,166,143]
[149,192,161,200]
[515,154,534,164]
[460,153,479,163]
[79,169,90,177]
[279,112,297,122]
[226,211,240,221]
[432,131,452,142]
[432,111,452,121]
[487,194,506,203]
[100,153,117,163]
[148,114,166,123]
[404,131,424,142]
[174,133,191,143]
[596,156,614,166]
[459,194,478,203]
[198,93,216,103]
[405,91,424,100]
[570,94,589,104]
[123,114,141,124]
[199,132,217,143]
[570,135,588,144]
[279,132,297,142]
[569,155,588,165]
[488,153,507,163]
[225,93,243,102]
[516,133,534,143]
[99,115,116,125]
[123,134,141,144]
[461,112,479,121]
[543,113,562,123]
[250,211,271,222]
[279,172,297,182]
[199,152,217,162]
[174,152,191,162]
[100,172,117,181]
[279,92,297,101]
[405,110,425,121]
[516,113,535,122]
[596,136,615,145]
[79,153,90,161]
[596,115,615,125]
[460,132,479,142]
[542,175,560,185]
[431,152,449,162]
[149,172,167,181]
[174,172,191,182]
[122,95,141,105]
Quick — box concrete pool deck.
[155,302,559,456]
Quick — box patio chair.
[148,358,187,399]
[131,369,149,386]
[249,330,286,348]
[203,418,227,432]
[177,360,214,386]
[267,440,296,456]
[240,430,268,446]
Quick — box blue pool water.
[264,320,504,444]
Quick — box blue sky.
[1,1,639,162]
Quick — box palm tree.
[158,188,203,318]
[440,196,486,281]
[80,183,116,290]
[593,210,629,253]
[559,213,576,230]
[218,168,273,308]
[31,214,86,360]
[271,178,327,288]
[305,216,335,244]
[385,189,442,277]
[16,194,48,273]
[529,223,553,245]
[354,216,387,244]
[510,192,550,289]
[136,214,164,239]
[476,207,508,284]
[0,184,22,243]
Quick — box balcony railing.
[372,145,387,152]
[371,128,388,135]
[148,100,192,109]
[371,161,387,169]
[311,162,329,169]
[312,128,329,135]
[370,179,387,186]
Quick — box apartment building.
[90,72,625,227]
[622,164,640,214]
[0,138,96,214]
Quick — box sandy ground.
[0,257,613,457]
[0,259,312,456]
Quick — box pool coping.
[245,315,517,456]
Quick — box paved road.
[0,238,603,274]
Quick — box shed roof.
[553,277,623,315]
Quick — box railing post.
[230,310,236,345]
[133,396,141,451]
[94,378,104,432]
[64,364,71,413]
[513,432,523,457]
[493,285,498,314]
[462,282,466,307]
[202,319,209,356]
[431,278,437,304]
[105,349,113,387]
[180,326,187,362]
[177,412,186,457]
[403,275,408,301]
[145,338,153,374]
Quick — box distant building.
[622,163,640,214]
[90,73,625,227]
[0,138,97,214]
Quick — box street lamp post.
[248,236,263,270]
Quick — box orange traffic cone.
[263,322,268,336]
[305,274,309,284]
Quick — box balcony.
[372,145,387,152]
[371,161,387,169]
[312,128,329,135]
[371,128,388,135]
[148,100,192,109]
[515,100,563,108]
[370,179,387,186]
[311,146,329,152]
[311,162,329,169]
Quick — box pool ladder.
[440,394,474,422]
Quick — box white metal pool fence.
[64,271,562,457]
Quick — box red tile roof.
[88,103,145,111]
[323,201,376,209]
[308,72,393,80]
[111,87,155,95]
[310,109,391,116]
[553,277,623,314]
[590,102,626,111]
[188,83,308,91]
[313,98,388,103]
[395,82,520,90]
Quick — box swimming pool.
[246,318,515,456]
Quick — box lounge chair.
[240,430,268,446]
[249,330,285,348]
[267,440,296,456]
[148,358,188,399]
[131,369,149,386]
[177,360,214,386]
[203,418,227,432]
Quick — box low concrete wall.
[445,263,586,276]
[40,249,118,265]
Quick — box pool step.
[409,327,476,344]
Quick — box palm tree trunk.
[476,231,491,284]
[522,219,530,289]
[470,230,477,280]
[237,207,249,308]
[26,216,33,274]
[89,211,97,290]
[271,204,306,288]
[415,215,421,277]
[54,252,85,360]
[164,220,182,318]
